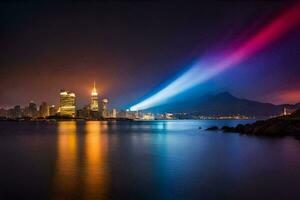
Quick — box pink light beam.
[130,3,300,111]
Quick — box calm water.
[1,120,300,200]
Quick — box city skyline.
[0,81,160,120]
[0,82,114,119]
[1,1,300,109]
[0,89,296,120]
[1,2,300,200]
[0,83,108,110]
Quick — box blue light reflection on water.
[0,120,300,200]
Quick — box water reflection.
[84,121,108,200]
[53,121,109,200]
[2,120,300,199]
[53,121,79,199]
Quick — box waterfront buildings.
[7,108,14,119]
[125,110,138,119]
[116,110,126,118]
[0,84,155,120]
[29,101,38,118]
[39,102,49,118]
[23,106,30,117]
[14,105,22,118]
[281,107,297,116]
[90,82,99,112]
[59,90,76,117]
[77,105,91,119]
[6,105,22,119]
[49,105,58,116]
[156,113,174,120]
[0,108,7,118]
[101,98,109,118]
[140,112,155,120]
[111,108,117,118]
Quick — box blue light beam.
[130,62,221,111]
[130,3,300,111]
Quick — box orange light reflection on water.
[84,121,109,200]
[53,121,109,200]
[53,121,79,199]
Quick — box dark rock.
[221,126,235,132]
[222,109,300,136]
[235,124,245,132]
[221,126,230,130]
[206,126,219,131]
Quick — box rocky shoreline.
[206,109,300,136]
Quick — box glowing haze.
[130,3,300,111]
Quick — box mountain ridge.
[147,92,300,117]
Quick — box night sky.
[1,1,300,109]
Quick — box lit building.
[6,105,22,119]
[77,105,90,119]
[0,108,7,118]
[7,108,15,119]
[282,107,297,116]
[117,110,126,118]
[141,113,155,120]
[29,101,38,118]
[90,82,99,112]
[23,106,30,117]
[14,105,22,118]
[111,108,117,118]
[116,110,138,119]
[125,110,138,119]
[165,113,174,119]
[59,90,76,117]
[39,102,49,118]
[101,98,109,118]
[283,107,287,116]
[49,105,58,116]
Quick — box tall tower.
[90,81,99,112]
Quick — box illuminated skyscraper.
[29,101,38,118]
[49,105,58,116]
[39,102,49,118]
[125,110,138,119]
[101,98,108,118]
[13,105,22,118]
[111,108,117,118]
[23,106,30,117]
[90,82,99,112]
[59,90,76,117]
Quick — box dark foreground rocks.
[222,109,300,136]
[206,126,219,131]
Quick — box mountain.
[193,92,280,116]
[147,92,300,117]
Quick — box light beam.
[130,3,300,111]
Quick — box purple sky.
[0,1,299,109]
